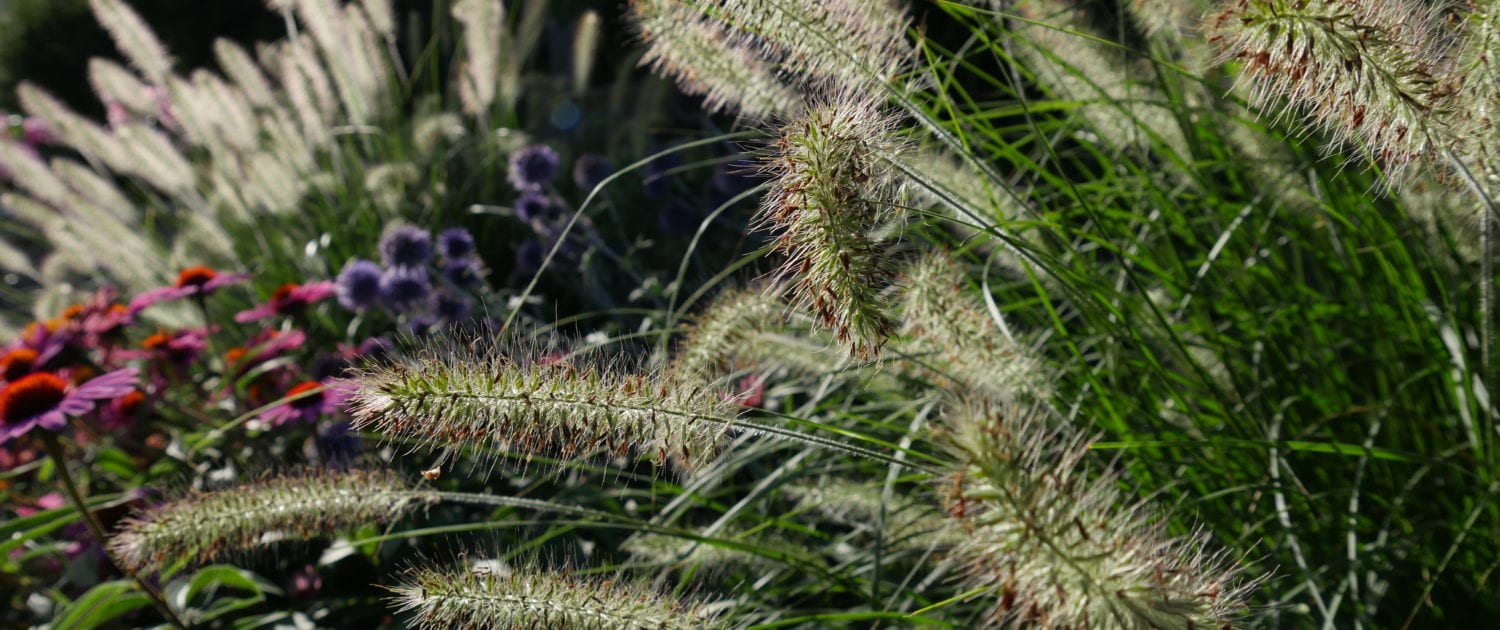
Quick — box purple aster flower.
[234,281,337,323]
[438,227,476,260]
[507,144,560,190]
[572,153,612,190]
[430,290,473,322]
[514,191,562,223]
[378,223,433,268]
[128,266,249,315]
[379,266,430,313]
[441,258,483,288]
[335,258,383,311]
[0,368,138,442]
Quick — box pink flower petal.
[57,397,95,415]
[293,281,337,303]
[234,305,276,323]
[35,411,68,430]
[203,273,250,291]
[128,286,186,315]
[71,368,140,400]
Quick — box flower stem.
[41,433,188,629]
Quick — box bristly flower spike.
[759,94,906,358]
[110,467,428,575]
[1206,0,1459,180]
[342,335,737,474]
[628,0,800,120]
[389,561,728,630]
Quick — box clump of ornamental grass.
[343,335,738,473]
[110,466,430,575]
[937,399,1251,628]
[622,527,790,573]
[629,0,800,119]
[759,95,907,358]
[1205,0,1460,181]
[901,254,1053,404]
[781,478,946,542]
[388,561,728,630]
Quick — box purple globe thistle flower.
[379,266,430,314]
[508,144,560,190]
[572,153,612,190]
[438,227,476,260]
[378,223,433,268]
[430,290,473,323]
[441,258,484,288]
[407,314,439,336]
[335,258,382,311]
[514,239,547,278]
[514,191,562,223]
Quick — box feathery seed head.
[629,0,800,119]
[1206,0,1458,179]
[759,95,906,358]
[110,467,426,575]
[343,335,737,475]
[389,562,727,630]
[937,400,1251,628]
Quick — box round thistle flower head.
[378,223,433,268]
[514,240,547,278]
[335,259,383,311]
[514,191,562,224]
[430,290,473,323]
[507,144,560,190]
[572,153,612,190]
[379,266,431,314]
[437,227,476,260]
[441,258,484,288]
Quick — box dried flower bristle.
[110,467,425,575]
[629,0,800,119]
[389,562,727,630]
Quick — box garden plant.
[0,0,1498,627]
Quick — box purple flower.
[287,564,324,599]
[379,267,430,313]
[234,281,337,323]
[378,223,433,268]
[128,266,249,315]
[22,118,55,147]
[258,380,344,428]
[430,290,473,322]
[0,368,138,442]
[335,259,383,311]
[508,144,560,190]
[514,191,562,223]
[572,153,612,190]
[514,240,547,278]
[407,314,439,336]
[438,227,476,260]
[441,258,484,288]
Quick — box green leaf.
[166,564,282,624]
[49,580,152,629]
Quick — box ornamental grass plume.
[110,467,431,575]
[343,336,737,473]
[759,95,906,359]
[901,254,1053,404]
[389,562,727,630]
[937,399,1250,628]
[1205,0,1460,180]
[628,0,800,120]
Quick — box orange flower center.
[270,283,299,303]
[175,266,218,288]
[60,304,85,321]
[0,372,68,424]
[285,381,324,410]
[142,331,172,350]
[1,349,39,381]
[224,347,248,365]
[119,391,146,415]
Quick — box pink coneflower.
[0,368,138,442]
[128,266,249,315]
[1,326,69,383]
[258,380,344,428]
[226,329,308,375]
[234,281,336,323]
[98,390,147,431]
